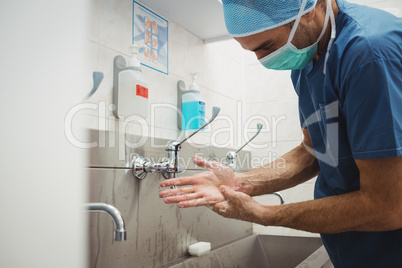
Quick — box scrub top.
[291,0,402,267]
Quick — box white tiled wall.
[84,0,246,150]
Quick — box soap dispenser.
[181,72,205,131]
[113,44,149,119]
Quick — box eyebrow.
[251,39,275,52]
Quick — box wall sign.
[133,1,169,75]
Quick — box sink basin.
[166,234,333,268]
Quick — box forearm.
[239,143,319,196]
[257,190,401,234]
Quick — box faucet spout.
[86,202,127,241]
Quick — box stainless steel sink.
[166,234,333,268]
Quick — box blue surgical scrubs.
[291,0,402,267]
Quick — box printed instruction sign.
[133,1,169,75]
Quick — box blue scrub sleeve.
[298,104,306,129]
[342,59,402,159]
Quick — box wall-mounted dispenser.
[177,72,205,131]
[113,44,149,119]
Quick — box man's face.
[234,17,319,60]
[234,25,291,59]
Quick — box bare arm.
[214,156,402,233]
[240,128,319,196]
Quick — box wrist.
[235,172,254,196]
[254,204,280,226]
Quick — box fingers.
[159,186,202,205]
[160,171,213,188]
[211,197,237,220]
[177,197,219,208]
[160,176,194,188]
[215,186,259,222]
[164,192,202,204]
[218,185,252,209]
[192,156,220,170]
[212,201,230,214]
[219,185,240,201]
[212,201,241,220]
[159,186,195,198]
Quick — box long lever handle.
[176,106,221,149]
[236,124,263,153]
[83,72,104,101]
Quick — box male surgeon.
[160,0,402,267]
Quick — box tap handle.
[176,106,221,149]
[83,72,104,101]
[235,123,263,153]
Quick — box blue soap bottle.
[182,72,205,131]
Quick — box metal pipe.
[86,202,127,241]
[271,192,285,205]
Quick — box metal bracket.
[113,56,127,119]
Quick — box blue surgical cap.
[222,0,318,37]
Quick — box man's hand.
[159,156,245,208]
[212,185,268,224]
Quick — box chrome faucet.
[226,123,263,172]
[132,107,221,186]
[86,202,127,241]
[225,123,285,205]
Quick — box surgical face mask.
[259,0,331,70]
